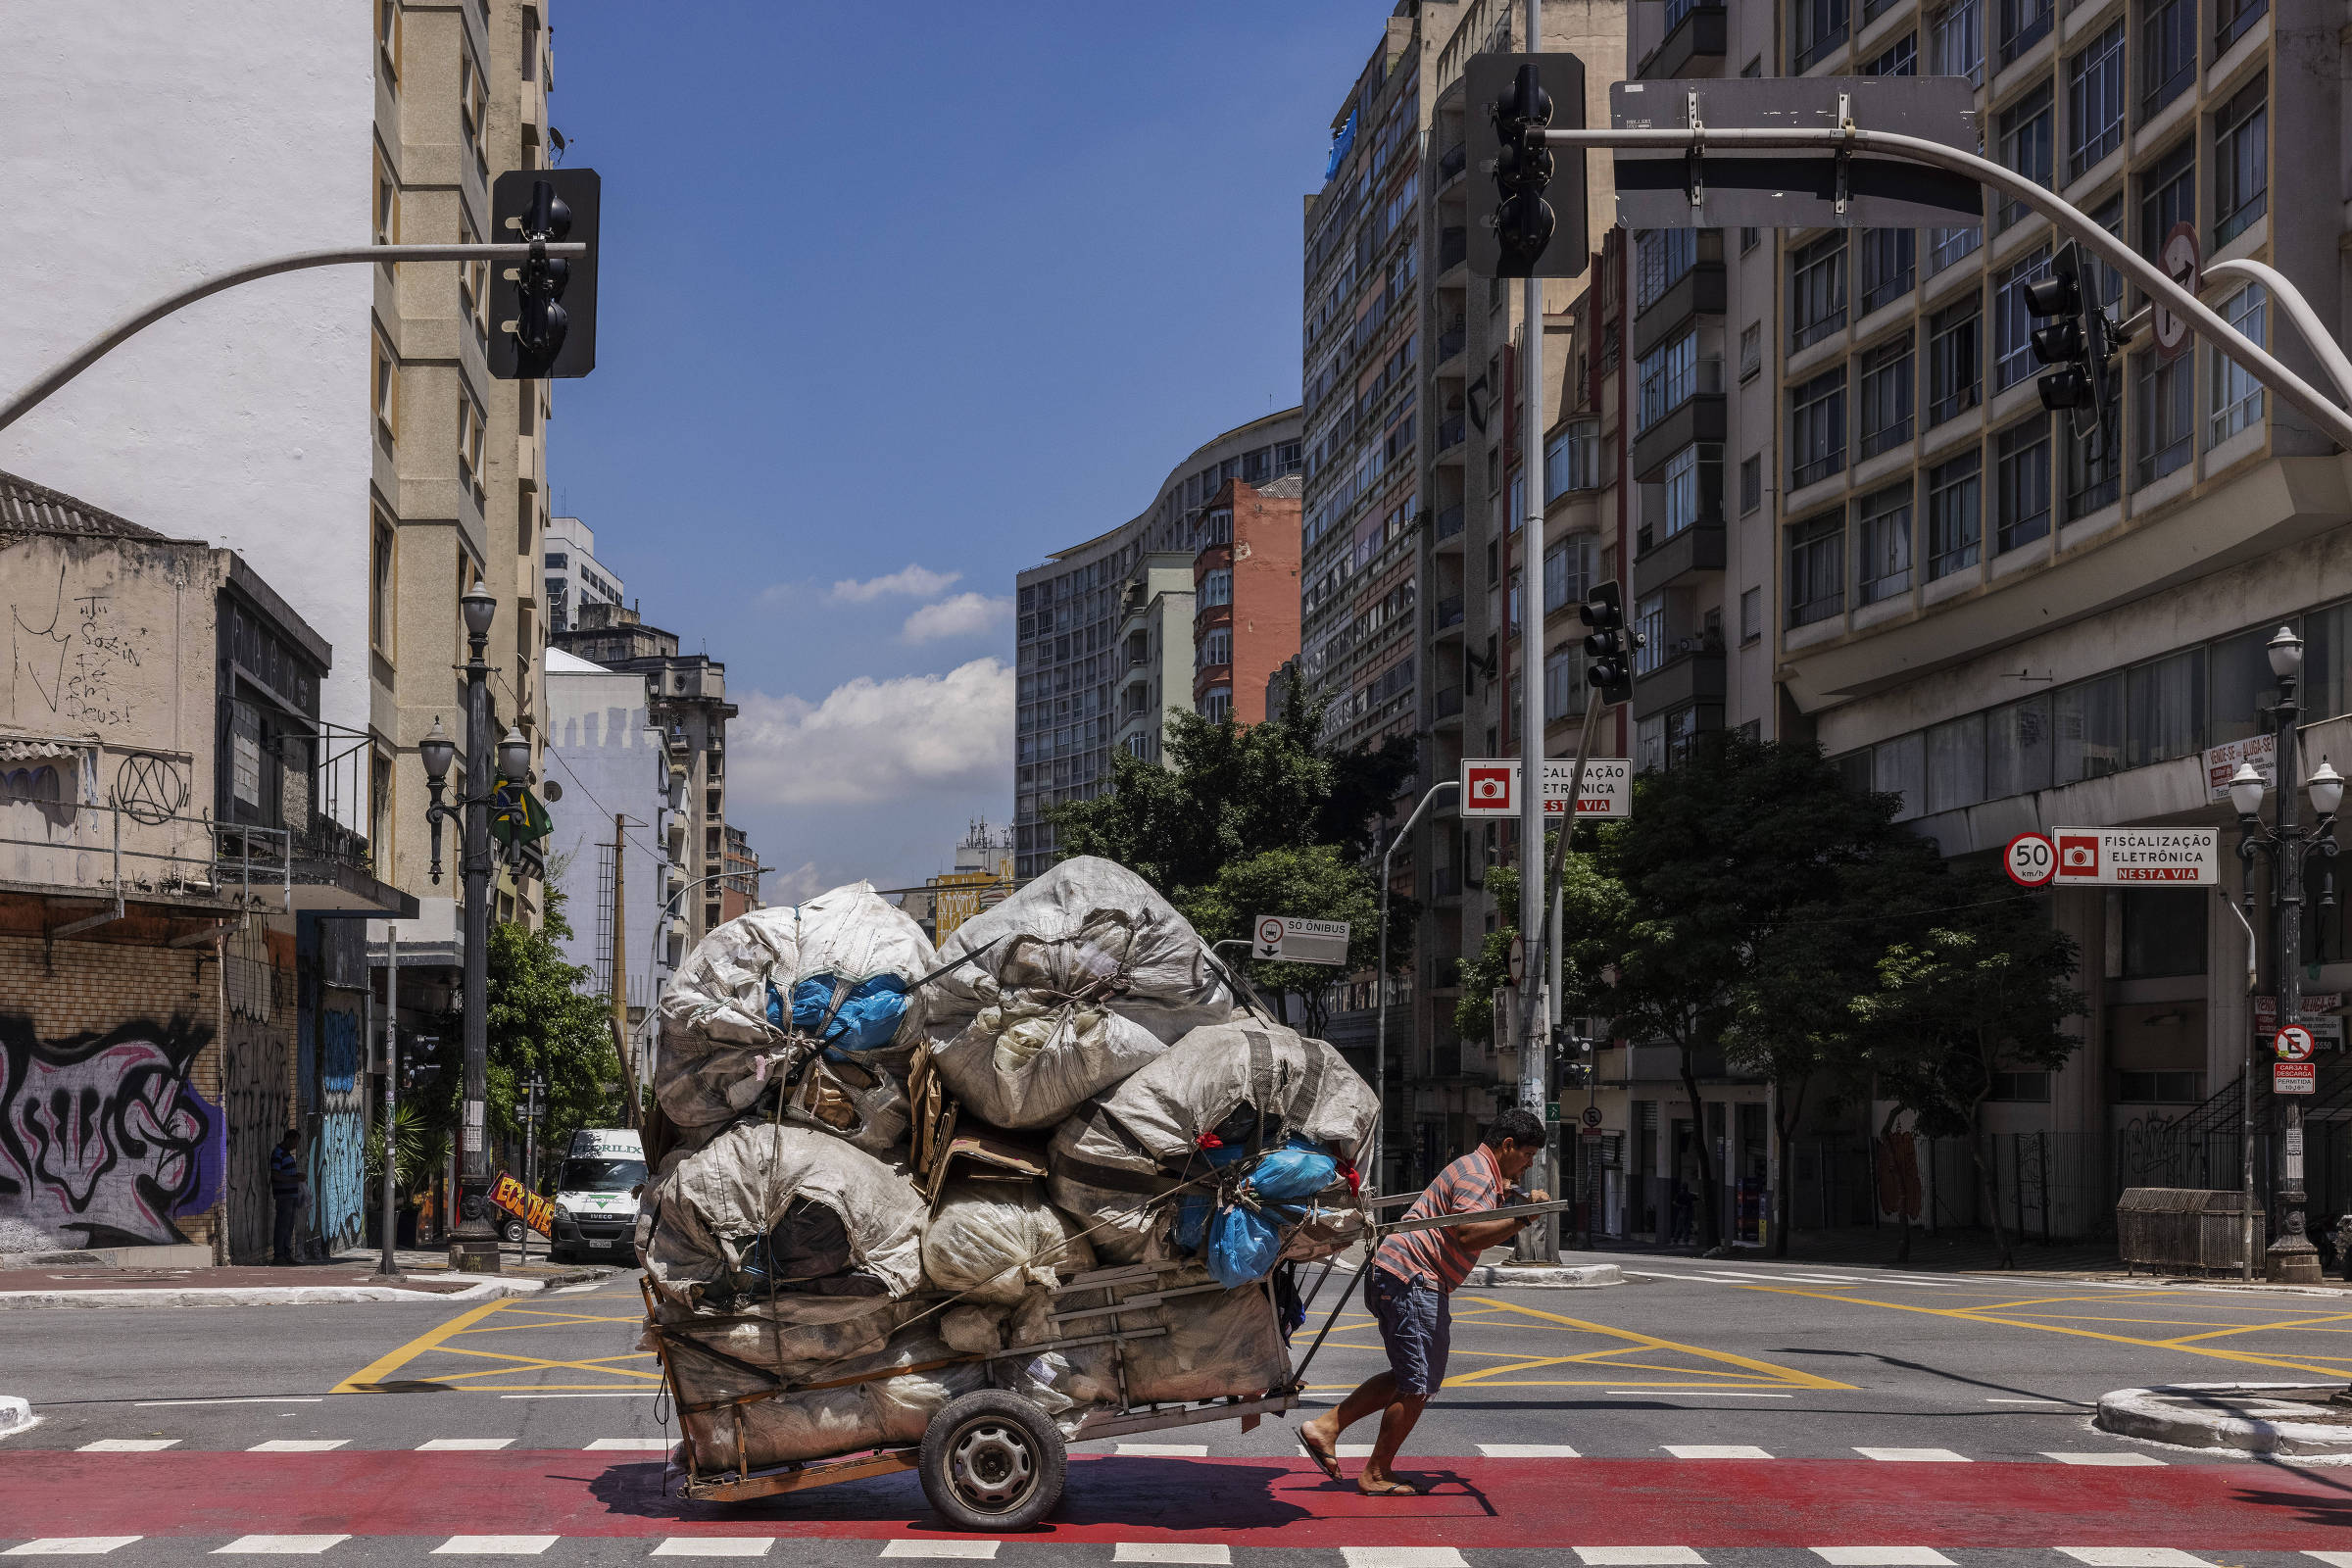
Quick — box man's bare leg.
[1358,1391,1428,1494]
[1300,1371,1396,1472]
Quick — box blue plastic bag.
[765,973,909,1053]
[1247,1138,1338,1202]
[1205,1205,1284,1289]
[1193,1136,1340,1288]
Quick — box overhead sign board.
[2277,1061,2317,1095]
[1253,915,1350,967]
[1463,759,1634,820]
[2048,827,2218,885]
[1609,76,1982,230]
[2205,732,2277,803]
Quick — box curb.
[2095,1382,2352,1456]
[0,1396,32,1439]
[1462,1262,1623,1289]
[0,1275,561,1310]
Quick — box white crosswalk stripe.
[877,1545,999,1561]
[212,1539,349,1555]
[1111,1547,1230,1565]
[2054,1551,2216,1566]
[3,1543,143,1557]
[1854,1446,1969,1462]
[429,1540,560,1556]
[74,1440,178,1452]
[1114,1444,1207,1456]
[1810,1551,1955,1566]
[1478,1443,1582,1457]
[1664,1445,1772,1459]
[648,1542,772,1557]
[1335,1443,1376,1457]
[243,1441,348,1453]
[417,1439,516,1451]
[580,1438,669,1450]
[2041,1451,2165,1466]
[1572,1550,1707,1566]
[1339,1551,1466,1568]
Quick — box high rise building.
[1193,474,1304,725]
[545,516,626,633]
[0,0,563,964]
[1013,412,1302,879]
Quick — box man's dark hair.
[1484,1106,1547,1152]
[279,1131,299,1148]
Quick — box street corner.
[0,1394,34,1440]
[1460,1262,1624,1288]
[2095,1381,2352,1457]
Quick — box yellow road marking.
[429,1347,663,1380]
[1459,1296,1855,1390]
[331,1296,516,1393]
[2161,1311,2352,1346]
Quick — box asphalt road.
[6,1254,2352,1564]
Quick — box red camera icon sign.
[2057,834,2099,876]
[1467,765,1514,808]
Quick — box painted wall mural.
[0,1017,223,1250]
[305,999,366,1253]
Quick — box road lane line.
[1605,1391,1792,1397]
[1985,1397,2080,1404]
[3,1542,142,1556]
[1572,1551,1704,1566]
[75,1440,179,1451]
[1114,1444,1206,1456]
[1341,1551,1466,1568]
[582,1438,670,1450]
[2042,1451,2166,1465]
[1460,1296,1854,1390]
[416,1439,515,1450]
[498,1392,658,1398]
[1854,1447,1969,1461]
[1665,1445,1772,1458]
[245,1441,349,1452]
[649,1543,772,1557]
[2054,1552,2213,1567]
[212,1539,349,1554]
[1810,1551,1952,1566]
[331,1296,515,1394]
[878,1544,999,1560]
[1112,1547,1229,1565]
[135,1398,320,1407]
[428,1540,560,1555]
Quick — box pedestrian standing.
[270,1130,307,1265]
[1298,1107,1549,1495]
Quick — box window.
[1788,369,1847,488]
[1740,587,1761,644]
[1787,513,1845,627]
[458,392,486,501]
[1740,454,1762,514]
[1994,417,2051,553]
[2068,20,2126,178]
[1876,732,1926,817]
[1998,0,2052,64]
[377,0,401,79]
[2217,0,2267,55]
[2138,138,2193,265]
[2134,350,2193,486]
[1928,711,1986,812]
[2119,887,2207,982]
[2142,0,2196,119]
[1200,687,1232,723]
[1867,33,1918,75]
[371,331,399,436]
[1635,228,1699,315]
[1740,225,1760,254]
[2123,648,2207,767]
[1858,332,1914,458]
[2211,284,2267,444]
[2213,75,2268,247]
[1545,420,1599,496]
[2064,411,2122,519]
[370,509,397,654]
[1860,229,1915,314]
[1792,0,1850,71]
[1927,299,1981,424]
[1987,693,2053,796]
[1987,1071,2053,1102]
[1739,321,1761,381]
[1996,85,2053,230]
[1544,643,1583,721]
[1927,452,1982,578]
[1199,567,1233,608]
[2055,670,2124,783]
[1930,0,1984,83]
[1544,534,1594,613]
[461,49,488,173]
[1789,234,1848,350]
[1634,594,1669,674]
[1855,484,1914,606]
[373,151,399,247]
[1928,220,1983,275]
[1992,249,2052,390]
[460,213,488,346]
[1637,332,1711,431]
[2119,1071,2204,1104]
[1659,445,1720,539]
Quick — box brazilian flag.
[490,783,555,856]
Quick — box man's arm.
[1441,1189,1552,1252]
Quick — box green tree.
[1855,875,2085,1268]
[416,881,622,1190]
[1182,844,1398,1034]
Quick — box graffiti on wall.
[0,1017,222,1250]
[8,563,149,734]
[221,1023,286,1263]
[306,1002,366,1252]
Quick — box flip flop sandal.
[1298,1433,1345,1482]
[1357,1477,1424,1497]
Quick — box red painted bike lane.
[3,1452,2351,1548]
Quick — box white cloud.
[902,592,1013,644]
[726,658,1014,808]
[765,859,826,904]
[829,564,961,604]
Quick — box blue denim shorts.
[1368,1266,1451,1396]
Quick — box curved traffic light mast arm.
[2202,257,2352,412]
[1541,123,2352,452]
[0,241,588,436]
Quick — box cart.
[640,1197,1575,1530]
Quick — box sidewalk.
[0,1242,610,1309]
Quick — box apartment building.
[0,0,562,986]
[1303,0,1622,1190]
[1193,474,1304,724]
[545,515,625,633]
[1109,554,1199,767]
[1012,412,1302,879]
[720,824,761,923]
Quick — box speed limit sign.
[2005,832,2057,888]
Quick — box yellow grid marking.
[332,1296,516,1393]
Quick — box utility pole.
[1513,0,1553,1264]
[611,812,631,1124]
[378,924,399,1278]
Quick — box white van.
[549,1128,647,1263]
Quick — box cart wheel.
[917,1391,1065,1532]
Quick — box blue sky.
[546,1,1383,902]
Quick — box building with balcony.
[1110,553,1199,767]
[1192,474,1304,724]
[544,516,625,634]
[720,824,760,923]
[1013,412,1302,879]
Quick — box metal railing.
[1438,144,1466,182]
[0,797,289,922]
[1434,503,1465,539]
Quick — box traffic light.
[488,169,601,379]
[1580,579,1638,706]
[1463,52,1589,280]
[2025,244,2117,438]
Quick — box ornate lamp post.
[2230,624,2343,1285]
[419,579,506,1274]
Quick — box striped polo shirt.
[1373,1144,1506,1293]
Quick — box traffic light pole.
[1537,123,2352,451]
[0,241,587,436]
[1512,0,1552,1268]
[379,923,399,1278]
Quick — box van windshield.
[558,1158,647,1194]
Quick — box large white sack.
[921,1179,1097,1304]
[1044,1268,1289,1408]
[1048,1019,1377,1258]
[668,1326,987,1473]
[642,1123,927,1321]
[921,857,1234,1128]
[655,883,938,1139]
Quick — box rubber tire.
[917,1390,1066,1532]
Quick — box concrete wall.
[0,2,375,738]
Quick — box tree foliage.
[1180,845,1398,1035]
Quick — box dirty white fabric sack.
[654,883,938,1141]
[921,1179,1097,1304]
[667,1327,988,1473]
[920,858,1233,1128]
[642,1122,926,1320]
[1042,1267,1287,1409]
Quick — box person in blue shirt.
[270,1131,305,1265]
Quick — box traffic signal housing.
[1581,579,1638,706]
[1463,52,1589,280]
[488,169,600,379]
[2025,243,2116,439]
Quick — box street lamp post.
[419,579,529,1274]
[2230,624,2343,1285]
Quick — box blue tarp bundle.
[767,973,910,1054]
[1171,1135,1340,1290]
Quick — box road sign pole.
[1377,780,1460,1200]
[1514,0,1552,1267]
[1543,122,2352,451]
